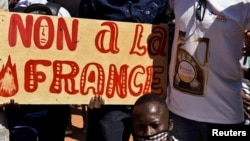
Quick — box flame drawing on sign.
[0,56,18,97]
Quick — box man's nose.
[144,126,154,136]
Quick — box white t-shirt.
[0,0,8,9]
[167,0,250,124]
[15,0,71,17]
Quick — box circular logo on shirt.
[178,61,195,83]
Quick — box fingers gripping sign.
[88,95,105,109]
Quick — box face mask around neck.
[134,130,170,141]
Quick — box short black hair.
[133,93,168,110]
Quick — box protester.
[85,95,132,141]
[3,99,70,141]
[166,0,250,140]
[9,0,71,17]
[131,93,178,141]
[4,1,72,140]
[0,2,11,140]
[78,0,172,141]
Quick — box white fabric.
[0,0,8,9]
[167,0,250,124]
[0,110,9,141]
[15,0,71,17]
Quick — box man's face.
[132,101,170,137]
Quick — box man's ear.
[168,119,174,131]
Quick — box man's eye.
[151,123,160,129]
[134,125,144,130]
[139,125,146,129]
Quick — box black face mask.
[133,130,170,141]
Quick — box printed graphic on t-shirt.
[173,31,209,96]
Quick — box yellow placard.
[0,10,168,104]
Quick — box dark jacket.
[78,0,168,24]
